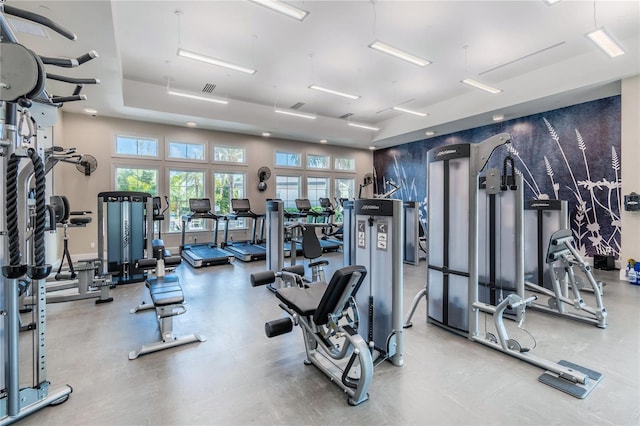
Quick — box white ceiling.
[5,0,640,149]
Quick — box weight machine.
[405,133,603,398]
[522,200,607,328]
[97,191,153,284]
[1,2,100,422]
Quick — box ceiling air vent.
[339,113,353,119]
[290,102,305,110]
[202,83,216,93]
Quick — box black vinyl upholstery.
[275,265,367,325]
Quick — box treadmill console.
[231,198,251,213]
[295,198,312,212]
[189,198,212,213]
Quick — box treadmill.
[222,199,267,262]
[180,198,234,268]
[295,198,342,252]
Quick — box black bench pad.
[276,282,328,317]
[146,276,184,306]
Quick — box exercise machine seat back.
[301,225,323,260]
[276,265,367,325]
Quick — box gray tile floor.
[15,253,640,425]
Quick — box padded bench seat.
[146,276,184,306]
[276,282,328,317]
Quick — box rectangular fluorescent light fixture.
[168,90,228,104]
[249,0,309,21]
[392,106,427,117]
[348,122,380,131]
[177,48,256,75]
[587,28,625,58]
[309,85,360,100]
[275,109,316,119]
[461,78,502,94]
[369,41,430,67]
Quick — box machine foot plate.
[538,360,603,399]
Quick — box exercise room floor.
[15,252,640,425]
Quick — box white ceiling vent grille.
[339,113,353,119]
[290,102,305,110]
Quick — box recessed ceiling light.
[84,107,97,115]
[177,48,256,75]
[425,131,435,136]
[587,28,625,58]
[369,41,431,67]
[393,106,427,117]
[275,109,316,119]
[320,139,328,144]
[492,114,504,121]
[544,0,561,5]
[185,121,197,127]
[262,132,271,137]
[348,122,380,131]
[309,85,360,100]
[461,78,502,94]
[368,146,376,150]
[249,0,309,21]
[167,89,229,104]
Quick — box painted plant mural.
[374,96,621,259]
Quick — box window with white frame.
[307,154,330,169]
[307,177,329,209]
[335,177,355,199]
[114,166,158,195]
[334,156,355,171]
[214,172,246,230]
[276,175,301,211]
[334,177,354,222]
[168,169,205,232]
[275,151,301,168]
[168,140,205,161]
[214,146,245,163]
[115,135,159,157]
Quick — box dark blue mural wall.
[374,96,621,258]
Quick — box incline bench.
[129,240,206,360]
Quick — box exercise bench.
[129,241,206,360]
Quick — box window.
[276,175,301,211]
[168,141,205,161]
[214,172,246,230]
[115,135,158,157]
[214,146,245,163]
[114,166,158,195]
[168,169,205,232]
[307,154,330,169]
[275,151,301,168]
[307,177,329,209]
[334,178,354,222]
[335,177,355,199]
[334,157,355,171]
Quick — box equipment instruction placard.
[377,220,388,251]
[358,220,366,248]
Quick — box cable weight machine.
[406,133,603,398]
[1,2,101,422]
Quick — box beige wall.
[54,112,373,256]
[620,75,640,278]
